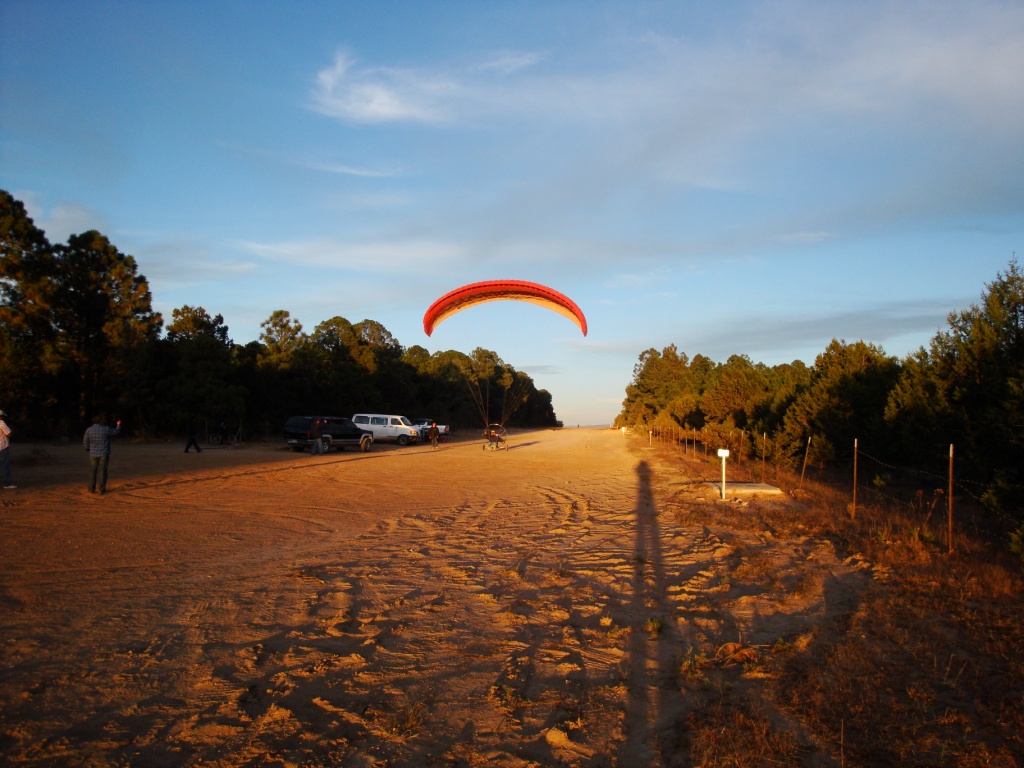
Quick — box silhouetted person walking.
[184,419,202,453]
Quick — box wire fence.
[627,424,1022,551]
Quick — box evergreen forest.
[0,190,560,442]
[615,255,1024,543]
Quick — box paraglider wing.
[423,280,588,337]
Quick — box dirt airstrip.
[0,428,869,767]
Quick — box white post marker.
[717,448,729,500]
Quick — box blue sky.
[2,1,1022,426]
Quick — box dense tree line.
[617,259,1024,532]
[0,190,559,441]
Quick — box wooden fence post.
[761,432,767,484]
[948,443,954,555]
[799,436,812,490]
[852,438,858,519]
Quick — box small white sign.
[717,448,730,457]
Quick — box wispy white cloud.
[308,48,653,127]
[797,4,1024,131]
[238,237,467,273]
[683,297,960,363]
[43,202,102,242]
[136,240,257,286]
[453,2,1024,256]
[219,141,397,178]
[300,160,395,177]
[18,191,105,242]
[519,364,563,376]
[474,50,546,75]
[306,1,1024,195]
[311,52,461,123]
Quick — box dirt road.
[0,428,863,766]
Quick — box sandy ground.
[0,428,867,767]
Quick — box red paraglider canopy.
[423,279,588,337]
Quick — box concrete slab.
[704,482,785,498]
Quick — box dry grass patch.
[653,443,1024,765]
[368,695,430,740]
[768,488,1023,764]
[686,696,803,766]
[776,573,1024,765]
[730,548,778,588]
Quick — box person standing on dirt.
[0,409,15,489]
[184,418,202,453]
[83,415,122,494]
[427,421,440,450]
[310,417,325,455]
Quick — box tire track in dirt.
[195,469,692,765]
[0,430,871,767]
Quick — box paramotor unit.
[423,280,588,337]
[483,424,508,451]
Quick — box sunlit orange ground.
[0,428,863,766]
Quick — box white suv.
[351,413,420,445]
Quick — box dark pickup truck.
[283,416,373,452]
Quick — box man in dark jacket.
[310,418,325,455]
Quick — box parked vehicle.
[411,418,450,442]
[351,414,420,445]
[283,416,373,452]
[208,422,238,446]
